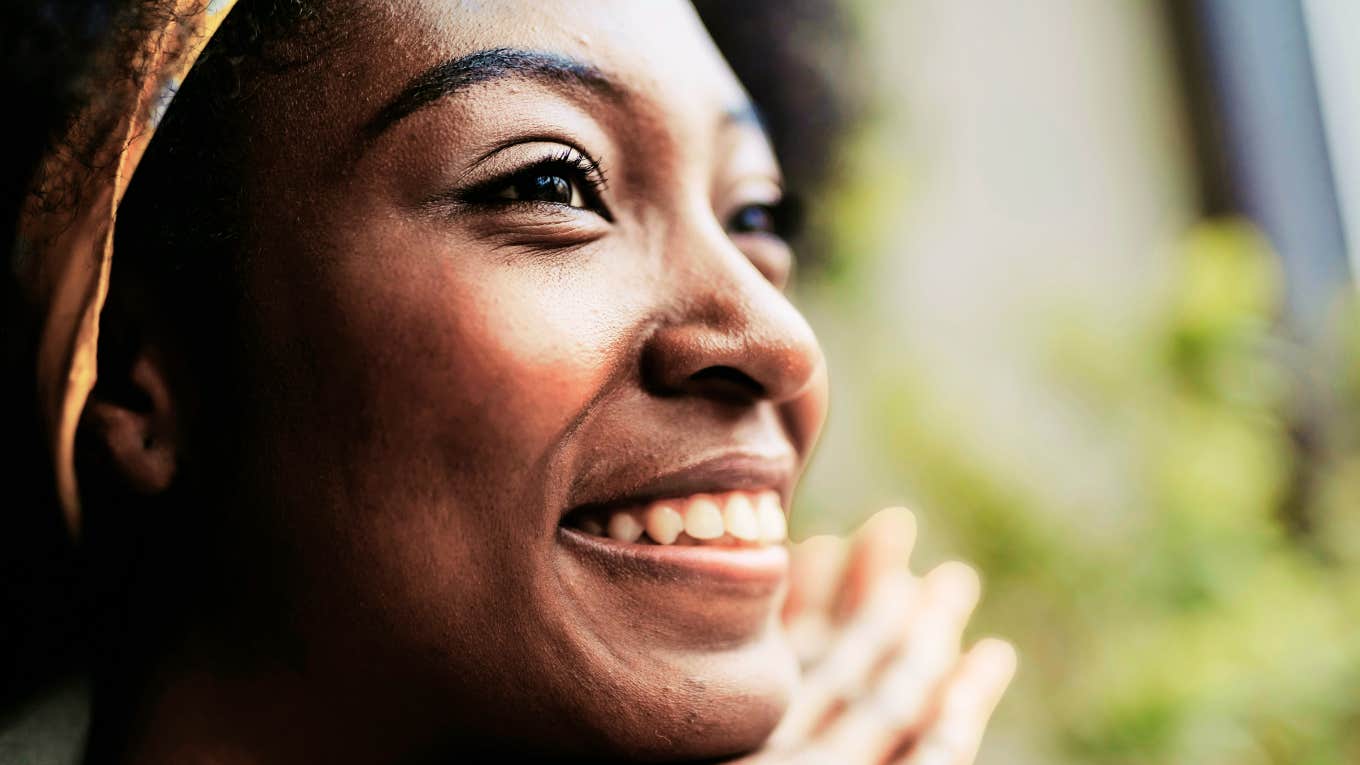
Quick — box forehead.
[307,0,751,133]
[412,0,736,83]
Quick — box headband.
[14,0,241,536]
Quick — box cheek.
[238,226,646,582]
[280,233,638,476]
[385,266,605,429]
[232,225,654,716]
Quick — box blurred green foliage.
[799,219,1360,763]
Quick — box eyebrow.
[722,100,778,156]
[724,102,767,131]
[363,47,624,139]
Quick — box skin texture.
[83,1,1014,762]
[758,510,1016,765]
[102,1,822,762]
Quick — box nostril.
[686,365,765,403]
[639,303,821,404]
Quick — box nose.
[641,241,825,408]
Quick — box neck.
[88,627,425,765]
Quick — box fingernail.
[928,561,981,609]
[868,505,917,542]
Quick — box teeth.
[756,491,787,542]
[576,490,787,546]
[722,493,760,542]
[684,496,726,540]
[607,512,644,543]
[644,503,684,545]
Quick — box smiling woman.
[1,1,1013,763]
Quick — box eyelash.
[456,147,801,245]
[464,148,612,218]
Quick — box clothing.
[0,677,89,765]
[6,5,237,758]
[13,0,240,536]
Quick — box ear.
[83,349,180,495]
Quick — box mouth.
[562,489,787,547]
[556,454,794,586]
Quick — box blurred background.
[700,0,1360,762]
[2,2,1357,762]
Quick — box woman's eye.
[495,172,586,208]
[467,148,611,219]
[729,203,777,235]
[727,196,803,240]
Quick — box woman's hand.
[735,508,1016,765]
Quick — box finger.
[896,638,1017,765]
[808,562,980,762]
[783,534,846,624]
[783,534,847,663]
[770,570,920,747]
[830,507,918,624]
[866,562,981,727]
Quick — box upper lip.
[562,450,797,521]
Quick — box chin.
[582,623,800,763]
[539,484,803,760]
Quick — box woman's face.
[210,0,827,759]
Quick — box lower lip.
[557,526,790,587]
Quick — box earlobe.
[84,351,179,495]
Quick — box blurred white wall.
[797,3,1199,758]
[1305,0,1360,279]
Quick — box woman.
[2,0,1015,762]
